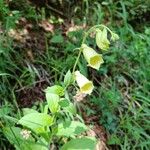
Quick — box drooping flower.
[82,44,104,70]
[75,71,94,95]
[96,28,110,51]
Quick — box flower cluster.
[74,26,119,95]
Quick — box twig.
[46,4,67,18]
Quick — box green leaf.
[64,70,74,87]
[46,93,60,113]
[3,127,48,150]
[0,106,12,118]
[45,85,64,96]
[60,137,97,150]
[22,108,38,115]
[3,127,34,149]
[108,134,121,145]
[21,143,48,150]
[44,105,49,114]
[56,121,88,137]
[3,115,18,123]
[58,98,70,108]
[64,103,77,115]
[18,113,53,133]
[3,127,25,145]
[51,34,64,43]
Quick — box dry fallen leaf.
[27,50,34,61]
[87,129,96,137]
[8,28,29,43]
[65,20,86,35]
[39,20,54,33]
[96,141,108,150]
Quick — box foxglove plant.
[3,24,119,150]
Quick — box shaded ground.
[17,80,48,107]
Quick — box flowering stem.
[72,47,82,73]
[72,32,88,73]
[72,24,110,73]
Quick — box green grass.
[89,26,150,149]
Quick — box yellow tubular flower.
[82,44,104,70]
[75,71,94,95]
[96,28,110,51]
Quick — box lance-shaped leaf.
[18,113,53,133]
[64,70,74,87]
[46,93,60,113]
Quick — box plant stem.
[72,47,82,73]
[12,90,21,118]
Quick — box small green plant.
[1,24,118,149]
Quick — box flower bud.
[111,32,119,41]
[96,28,110,51]
[75,71,94,95]
[82,44,104,70]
